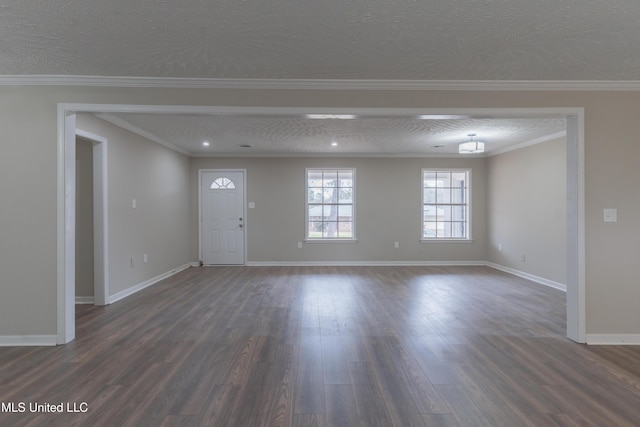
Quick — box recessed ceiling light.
[432,145,445,148]
[239,144,253,148]
[306,114,356,120]
[331,141,338,147]
[202,141,210,147]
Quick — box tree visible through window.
[306,169,355,239]
[422,169,470,240]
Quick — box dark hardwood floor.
[2,266,640,426]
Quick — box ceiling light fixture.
[458,134,485,154]
[202,141,210,147]
[331,141,338,147]
[306,114,356,120]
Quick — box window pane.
[452,206,466,221]
[323,222,338,238]
[338,205,353,221]
[423,222,438,238]
[440,206,452,222]
[441,222,452,238]
[437,188,451,204]
[323,170,338,187]
[308,221,323,238]
[451,186,466,204]
[308,170,323,187]
[308,205,322,221]
[210,177,236,189]
[423,205,437,221]
[323,205,336,220]
[308,188,323,203]
[451,172,466,188]
[339,171,353,188]
[436,171,451,187]
[423,171,436,187]
[339,188,353,203]
[323,187,337,203]
[338,222,353,238]
[451,222,465,238]
[423,188,436,204]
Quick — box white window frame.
[421,168,472,242]
[305,168,357,242]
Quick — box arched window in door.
[210,177,236,190]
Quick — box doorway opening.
[58,105,585,344]
[75,128,109,312]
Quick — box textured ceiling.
[1,0,640,80]
[102,113,566,156]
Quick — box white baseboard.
[108,263,191,304]
[75,296,95,304]
[485,262,567,292]
[246,260,486,267]
[0,335,57,347]
[585,334,640,345]
[189,261,201,267]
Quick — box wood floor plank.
[325,384,360,427]
[2,265,640,426]
[347,362,395,427]
[294,335,325,415]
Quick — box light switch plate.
[248,202,255,209]
[603,208,617,222]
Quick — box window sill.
[304,239,358,244]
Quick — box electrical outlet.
[144,254,148,263]
[297,242,302,249]
[132,199,137,209]
[498,243,502,251]
[394,241,399,248]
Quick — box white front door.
[200,170,245,265]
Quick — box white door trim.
[57,104,584,344]
[75,128,109,306]
[59,111,76,344]
[198,169,247,265]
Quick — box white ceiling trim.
[5,75,640,91]
[189,151,485,159]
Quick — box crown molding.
[3,75,640,91]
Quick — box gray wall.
[190,157,486,263]
[75,137,95,298]
[1,85,639,336]
[487,138,567,284]
[76,115,191,297]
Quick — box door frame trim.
[75,128,110,306]
[198,169,248,265]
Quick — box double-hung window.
[306,169,355,240]
[422,169,470,240]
